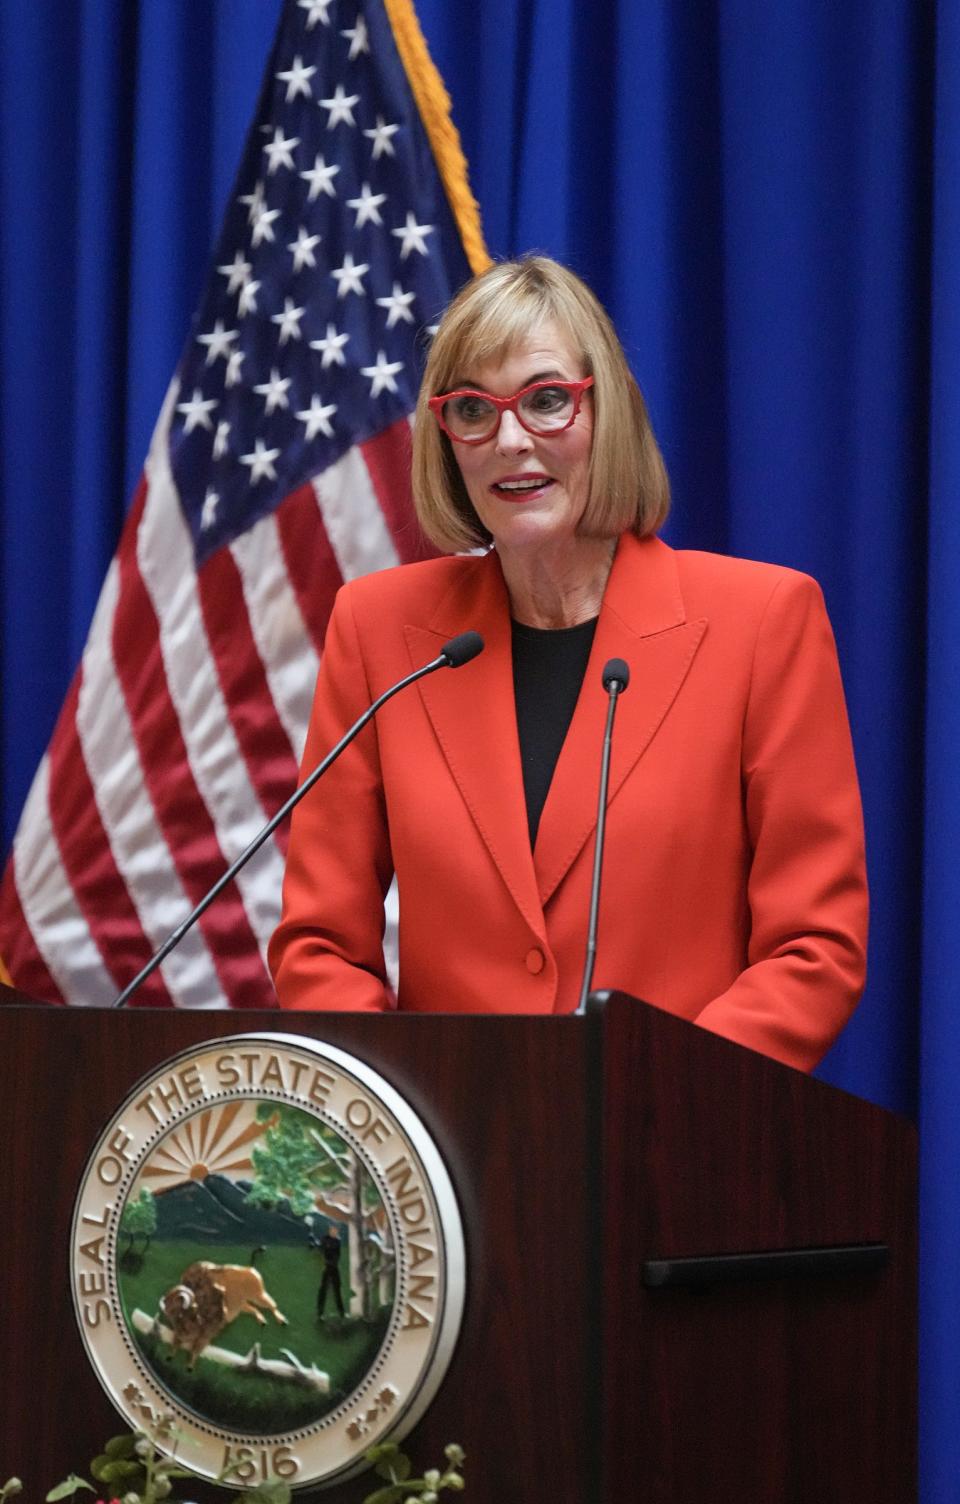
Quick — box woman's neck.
[498,536,617,628]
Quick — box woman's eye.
[452,395,492,423]
[529,385,569,411]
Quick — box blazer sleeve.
[268,585,394,1011]
[693,572,868,1070]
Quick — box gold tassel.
[383,0,492,277]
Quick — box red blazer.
[269,532,868,1071]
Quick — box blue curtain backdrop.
[0,0,952,1491]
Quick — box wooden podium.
[0,985,916,1503]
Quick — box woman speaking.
[268,256,867,1072]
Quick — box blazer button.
[525,947,545,975]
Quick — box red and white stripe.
[0,387,423,1007]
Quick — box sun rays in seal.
[136,1101,276,1193]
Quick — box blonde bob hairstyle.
[412,255,670,553]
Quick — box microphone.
[575,657,630,1014]
[111,630,485,1008]
[602,658,629,693]
[442,630,484,668]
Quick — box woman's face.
[447,319,594,557]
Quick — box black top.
[511,616,598,847]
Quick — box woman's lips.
[491,474,554,501]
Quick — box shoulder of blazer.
[671,547,822,610]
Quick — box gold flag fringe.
[0,952,13,988]
[383,0,492,277]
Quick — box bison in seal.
[158,1260,287,1368]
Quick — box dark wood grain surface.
[0,1004,593,1504]
[599,991,917,1504]
[0,992,916,1503]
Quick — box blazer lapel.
[404,553,547,939]
[533,534,707,906]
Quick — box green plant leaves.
[33,1424,464,1504]
[237,1482,292,1504]
[360,1487,405,1504]
[91,1455,143,1485]
[45,1476,94,1501]
[360,1442,465,1504]
[104,1435,139,1460]
[366,1442,412,1483]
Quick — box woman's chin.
[489,502,580,552]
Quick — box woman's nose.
[495,409,533,453]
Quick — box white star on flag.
[341,17,370,60]
[263,128,300,174]
[376,283,416,328]
[288,226,322,271]
[276,56,317,102]
[319,85,360,129]
[253,368,293,413]
[217,251,251,294]
[239,439,281,484]
[296,396,338,440]
[251,203,282,246]
[309,323,350,367]
[213,420,231,459]
[238,180,265,225]
[300,153,340,200]
[391,212,435,259]
[298,0,333,26]
[332,253,369,298]
[272,298,306,345]
[197,320,239,364]
[201,489,220,529]
[363,116,400,159]
[347,182,387,228]
[237,279,261,317]
[225,349,245,388]
[361,350,404,397]
[176,388,218,433]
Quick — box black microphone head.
[442,630,485,668]
[602,657,630,692]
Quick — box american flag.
[0,0,485,1007]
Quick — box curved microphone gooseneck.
[111,631,484,1008]
[575,657,631,1015]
